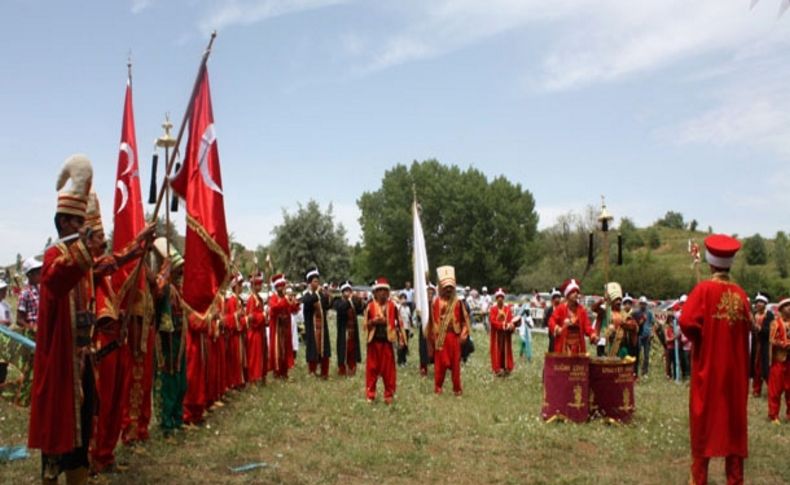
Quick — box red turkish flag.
[111,76,146,308]
[170,66,230,316]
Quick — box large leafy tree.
[270,200,351,283]
[357,159,538,289]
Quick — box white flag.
[780,0,790,17]
[412,198,431,331]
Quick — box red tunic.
[549,302,594,355]
[223,294,245,388]
[184,312,208,418]
[245,293,267,383]
[489,304,515,373]
[28,240,93,454]
[268,293,299,376]
[679,274,751,458]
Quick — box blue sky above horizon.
[1,0,789,263]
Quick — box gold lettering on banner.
[618,388,634,412]
[568,385,585,409]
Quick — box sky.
[1,0,789,264]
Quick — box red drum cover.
[589,357,635,423]
[541,353,590,423]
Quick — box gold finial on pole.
[598,195,614,283]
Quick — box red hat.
[704,234,741,269]
[777,297,790,310]
[372,277,390,292]
[494,288,506,298]
[271,273,287,288]
[560,278,580,297]
[251,272,264,285]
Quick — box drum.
[589,357,635,423]
[541,353,590,423]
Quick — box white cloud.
[343,0,790,94]
[198,0,350,35]
[131,0,154,14]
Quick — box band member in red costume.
[549,279,596,355]
[489,288,518,376]
[363,278,405,403]
[429,266,469,396]
[224,275,246,389]
[268,273,299,379]
[245,273,267,385]
[679,234,751,485]
[768,298,790,424]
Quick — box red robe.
[224,294,246,389]
[549,302,594,355]
[679,275,751,458]
[91,275,125,469]
[269,293,298,377]
[245,293,267,384]
[28,240,93,454]
[183,312,208,424]
[489,304,515,373]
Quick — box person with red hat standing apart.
[363,277,405,403]
[549,279,597,355]
[489,288,518,376]
[767,297,790,424]
[430,266,470,395]
[679,234,752,485]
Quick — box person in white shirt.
[288,288,302,360]
[480,286,492,331]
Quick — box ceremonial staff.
[597,197,614,343]
[119,31,218,324]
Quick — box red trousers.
[768,359,790,420]
[691,456,743,485]
[308,357,330,378]
[434,332,462,395]
[366,341,396,400]
[91,331,127,470]
[121,323,155,444]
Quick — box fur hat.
[56,154,93,218]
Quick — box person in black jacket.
[334,280,362,376]
[751,291,773,397]
[302,267,331,379]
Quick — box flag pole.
[151,30,217,222]
[118,31,218,321]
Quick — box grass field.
[1,330,788,485]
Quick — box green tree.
[689,219,699,232]
[270,200,351,283]
[618,217,644,249]
[646,227,661,249]
[656,211,685,230]
[358,160,538,289]
[775,231,789,278]
[743,234,768,265]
